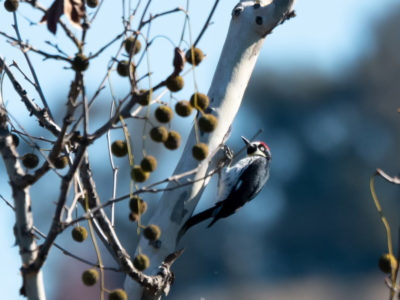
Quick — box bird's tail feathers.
[179,206,216,238]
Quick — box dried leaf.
[172,47,185,76]
[40,0,64,34]
[64,0,85,29]
[41,0,85,34]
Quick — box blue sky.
[0,0,398,298]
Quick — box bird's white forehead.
[239,0,273,6]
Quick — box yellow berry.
[155,105,173,123]
[131,166,149,182]
[117,60,134,77]
[111,140,128,157]
[54,156,69,169]
[198,114,218,133]
[72,226,88,242]
[175,100,193,117]
[166,75,184,92]
[164,130,181,150]
[124,36,141,55]
[150,126,168,143]
[190,93,209,111]
[143,224,161,241]
[108,289,127,300]
[379,253,398,274]
[129,195,148,215]
[185,47,204,66]
[82,269,99,286]
[133,254,150,271]
[138,89,151,106]
[192,143,209,161]
[140,156,157,172]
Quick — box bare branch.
[0,57,61,136]
[141,7,183,26]
[193,0,220,47]
[0,88,46,299]
[376,168,400,185]
[13,13,53,119]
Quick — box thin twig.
[0,194,120,272]
[0,31,70,62]
[0,57,61,136]
[88,32,125,59]
[193,0,220,47]
[141,7,183,26]
[13,13,53,119]
[376,169,400,185]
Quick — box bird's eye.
[258,145,265,152]
[232,4,244,17]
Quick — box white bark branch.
[125,0,296,298]
[0,96,46,299]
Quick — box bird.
[182,136,271,232]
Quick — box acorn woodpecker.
[182,136,271,231]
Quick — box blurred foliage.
[172,4,400,294]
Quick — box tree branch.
[0,86,46,299]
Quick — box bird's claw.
[222,145,233,165]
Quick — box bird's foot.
[221,145,234,166]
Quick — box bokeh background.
[1,0,400,299]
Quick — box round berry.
[4,0,18,12]
[82,269,99,286]
[111,140,128,157]
[72,226,88,242]
[192,143,209,161]
[129,195,148,215]
[379,253,398,274]
[124,36,141,55]
[131,166,149,182]
[185,47,204,66]
[143,224,161,241]
[190,93,209,111]
[155,105,173,123]
[164,131,181,150]
[133,254,150,271]
[22,153,39,169]
[166,75,184,92]
[140,155,157,172]
[72,54,89,72]
[117,60,134,77]
[198,114,218,133]
[175,100,192,117]
[54,156,69,169]
[138,90,151,106]
[150,126,168,143]
[108,289,127,300]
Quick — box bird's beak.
[241,136,251,147]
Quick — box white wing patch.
[217,156,258,201]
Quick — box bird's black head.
[241,136,271,160]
